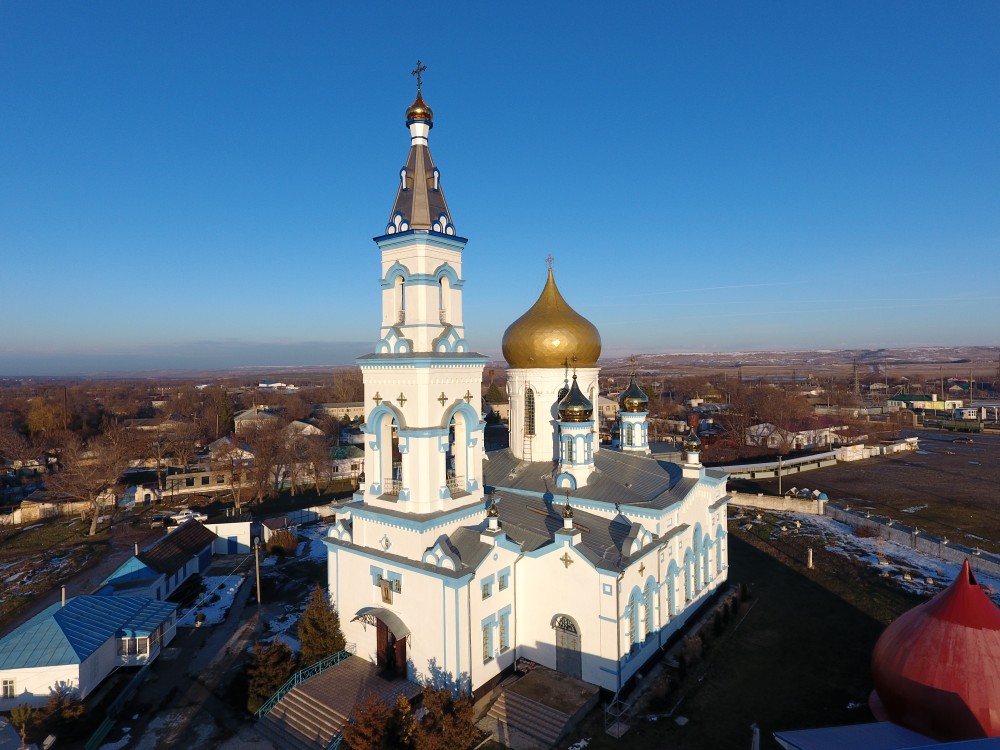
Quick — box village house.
[0,595,177,709]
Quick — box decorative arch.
[715,525,726,575]
[644,576,656,639]
[369,404,406,494]
[626,587,642,650]
[682,547,694,602]
[555,472,576,490]
[432,262,461,286]
[551,614,582,679]
[665,560,680,617]
[381,261,412,288]
[442,402,480,496]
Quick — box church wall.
[468,534,521,691]
[514,537,619,692]
[326,536,474,691]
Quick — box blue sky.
[2,1,998,375]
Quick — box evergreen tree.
[246,639,297,714]
[10,703,33,747]
[342,692,393,750]
[411,687,480,750]
[298,584,347,665]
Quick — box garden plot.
[178,575,246,627]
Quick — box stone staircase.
[486,688,575,750]
[257,656,421,750]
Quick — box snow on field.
[178,575,245,627]
[759,510,1000,604]
[296,522,333,561]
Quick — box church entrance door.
[553,615,582,679]
[376,618,407,676]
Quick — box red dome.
[871,560,1000,741]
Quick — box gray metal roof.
[484,447,699,510]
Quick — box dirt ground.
[732,428,1000,554]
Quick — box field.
[732,428,1000,554]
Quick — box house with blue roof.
[0,595,176,709]
[98,518,217,599]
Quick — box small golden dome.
[487,498,500,517]
[558,375,593,422]
[619,374,649,413]
[562,500,574,519]
[405,93,433,124]
[502,268,601,369]
[684,428,702,453]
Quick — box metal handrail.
[446,475,465,493]
[383,479,403,496]
[255,643,356,720]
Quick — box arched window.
[626,591,639,649]
[565,437,574,463]
[395,276,406,324]
[644,579,655,638]
[716,531,724,575]
[524,388,535,437]
[625,424,634,446]
[446,410,469,496]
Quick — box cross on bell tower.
[411,60,427,94]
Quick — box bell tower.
[357,65,488,517]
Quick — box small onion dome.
[486,499,500,518]
[502,268,601,369]
[683,428,702,453]
[558,375,593,422]
[562,500,574,519]
[405,93,433,125]
[870,559,1000,741]
[619,374,649,413]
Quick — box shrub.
[266,528,298,555]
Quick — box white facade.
[324,91,729,699]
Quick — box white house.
[746,422,848,451]
[0,596,176,709]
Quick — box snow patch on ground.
[296,522,333,561]
[99,731,131,750]
[761,511,1000,603]
[178,575,245,627]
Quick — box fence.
[729,491,826,515]
[84,663,152,750]
[824,503,1000,579]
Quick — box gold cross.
[638,562,645,577]
[411,60,427,93]
[438,392,448,406]
[463,390,473,403]
[372,392,383,405]
[546,254,554,268]
[397,393,407,407]
[560,552,574,569]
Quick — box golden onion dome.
[405,93,433,124]
[684,428,702,453]
[562,500,574,519]
[558,375,594,422]
[619,374,649,413]
[502,268,601,369]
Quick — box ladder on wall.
[522,434,533,463]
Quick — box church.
[324,75,730,699]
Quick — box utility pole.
[254,540,262,605]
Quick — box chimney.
[61,585,66,607]
[134,542,140,556]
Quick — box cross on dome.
[411,60,427,94]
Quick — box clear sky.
[2,1,998,376]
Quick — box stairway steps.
[487,689,571,746]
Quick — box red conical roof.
[871,560,1000,741]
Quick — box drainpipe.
[467,575,474,695]
[134,542,139,556]
[615,568,624,697]
[512,552,524,663]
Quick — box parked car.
[170,509,208,524]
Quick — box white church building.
[324,80,730,698]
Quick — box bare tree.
[303,435,335,496]
[243,422,285,503]
[210,439,251,513]
[47,424,139,536]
